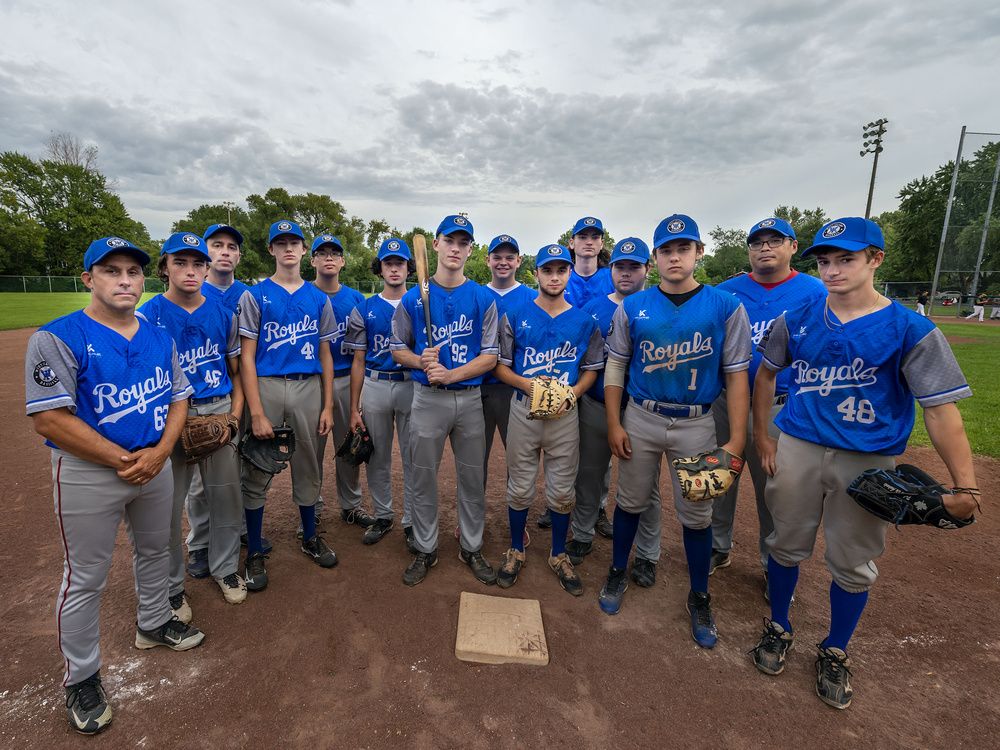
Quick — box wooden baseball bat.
[412,233,434,348]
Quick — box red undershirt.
[749,269,798,290]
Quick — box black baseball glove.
[238,425,296,475]
[847,464,978,530]
[337,425,374,466]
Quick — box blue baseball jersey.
[581,293,621,402]
[24,310,192,452]
[390,279,499,387]
[482,282,538,385]
[238,279,337,377]
[202,279,250,315]
[565,266,613,309]
[345,294,408,373]
[760,301,971,455]
[716,271,827,394]
[498,301,605,386]
[318,284,365,375]
[606,285,751,405]
[138,295,240,400]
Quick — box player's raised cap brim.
[801,239,873,257]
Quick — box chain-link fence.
[0,276,167,293]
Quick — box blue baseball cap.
[488,234,520,254]
[653,214,701,248]
[801,217,885,258]
[436,214,474,239]
[83,236,150,271]
[378,237,412,261]
[535,244,574,268]
[747,218,796,243]
[268,219,305,244]
[161,231,211,262]
[610,237,651,265]
[572,216,604,236]
[203,223,244,246]
[311,233,345,254]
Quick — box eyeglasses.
[313,250,343,259]
[748,237,788,251]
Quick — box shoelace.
[71,676,104,711]
[750,621,785,654]
[169,593,185,609]
[818,649,852,681]
[162,617,189,638]
[222,573,241,587]
[552,556,575,576]
[691,599,714,627]
[607,569,627,592]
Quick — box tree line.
[2,134,997,294]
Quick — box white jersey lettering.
[94,367,173,425]
[639,332,714,373]
[791,357,878,396]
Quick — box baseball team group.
[24,210,980,736]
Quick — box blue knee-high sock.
[767,555,799,632]
[550,511,570,557]
[299,504,317,542]
[612,508,640,570]
[823,581,869,652]
[245,507,264,555]
[509,507,529,552]
[682,525,712,594]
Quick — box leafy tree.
[701,226,749,284]
[773,205,828,272]
[45,132,99,172]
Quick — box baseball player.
[481,234,537,488]
[494,244,604,594]
[186,223,266,579]
[568,238,662,587]
[345,238,417,547]
[601,214,751,651]
[310,233,376,537]
[390,215,500,587]
[964,292,988,321]
[708,219,827,596]
[238,220,338,590]
[26,237,204,735]
[139,232,247,614]
[915,289,929,317]
[750,217,978,709]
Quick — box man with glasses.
[709,218,826,599]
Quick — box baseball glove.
[238,425,296,476]
[847,464,978,529]
[527,376,576,420]
[336,425,374,466]
[180,413,239,464]
[672,448,745,502]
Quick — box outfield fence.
[0,275,167,293]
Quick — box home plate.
[455,591,549,666]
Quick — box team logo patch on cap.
[548,245,562,255]
[500,235,511,242]
[106,237,128,248]
[822,222,847,239]
[33,361,58,387]
[388,240,400,250]
[668,219,685,233]
[278,221,292,231]
[621,242,636,253]
[584,218,597,226]
[759,219,776,229]
[183,234,200,246]
[454,217,468,226]
[322,234,333,242]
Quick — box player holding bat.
[390,216,500,586]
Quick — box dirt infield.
[1,326,997,749]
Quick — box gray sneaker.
[135,616,205,651]
[750,619,793,675]
[459,547,497,585]
[65,672,112,735]
[815,646,853,709]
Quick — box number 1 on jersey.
[687,368,698,391]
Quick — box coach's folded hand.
[117,446,169,485]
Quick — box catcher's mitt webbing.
[527,376,576,420]
[181,413,239,464]
[672,448,744,501]
[336,426,374,466]
[238,425,296,476]
[847,464,976,530]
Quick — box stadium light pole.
[860,119,888,219]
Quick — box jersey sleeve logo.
[791,357,878,395]
[33,361,59,387]
[667,219,685,233]
[822,222,847,239]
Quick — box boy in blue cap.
[750,216,978,709]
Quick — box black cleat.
[65,672,112,735]
[363,517,393,545]
[403,550,438,586]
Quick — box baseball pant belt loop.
[364,368,411,382]
[191,394,228,406]
[630,395,711,419]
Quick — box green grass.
[909,322,1000,457]
[0,292,156,331]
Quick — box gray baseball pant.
[710,389,782,568]
[571,395,662,560]
[315,374,363,512]
[361,375,413,525]
[504,393,579,514]
[765,432,893,593]
[51,450,174,686]
[168,396,242,594]
[408,384,487,554]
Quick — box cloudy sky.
[2,0,998,248]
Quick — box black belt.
[191,394,229,406]
[418,382,478,392]
[366,368,411,382]
[334,368,352,378]
[267,373,314,381]
[630,396,711,418]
